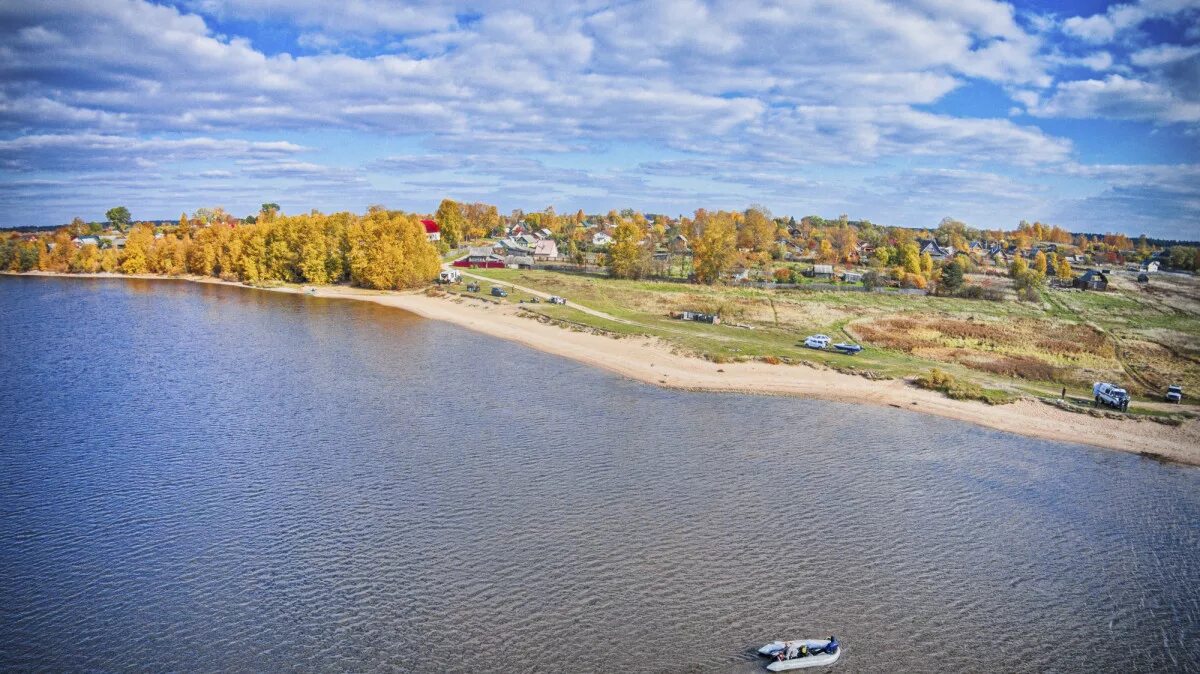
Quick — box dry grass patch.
[855,313,1118,384]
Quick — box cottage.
[421,219,440,242]
[72,236,100,247]
[669,233,690,254]
[918,239,955,261]
[453,246,506,268]
[812,264,834,280]
[533,239,559,261]
[987,244,1009,265]
[505,255,534,269]
[498,238,533,255]
[534,228,553,240]
[592,231,614,247]
[99,235,126,249]
[1073,269,1109,291]
[842,271,863,283]
[1142,260,1160,273]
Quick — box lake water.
[1,276,1197,673]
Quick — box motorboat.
[758,637,840,671]
[832,343,862,354]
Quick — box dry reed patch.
[855,313,1118,383]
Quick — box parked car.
[1093,381,1130,411]
[437,269,461,284]
[548,296,567,305]
[490,286,508,297]
[1166,385,1183,403]
[804,334,831,349]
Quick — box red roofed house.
[421,219,440,242]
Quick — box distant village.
[4,204,1198,301]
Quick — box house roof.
[813,264,834,274]
[421,219,439,234]
[534,239,558,255]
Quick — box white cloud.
[1062,0,1200,44]
[0,134,308,170]
[1031,75,1200,123]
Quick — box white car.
[804,334,831,349]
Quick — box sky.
[0,0,1198,238]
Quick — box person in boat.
[822,636,839,654]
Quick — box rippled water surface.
[1,276,1198,673]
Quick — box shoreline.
[7,270,1199,467]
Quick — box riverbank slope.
[7,271,1198,466]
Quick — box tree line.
[0,206,440,290]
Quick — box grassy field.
[450,265,1200,409]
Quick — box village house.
[454,246,505,268]
[1073,269,1109,291]
[534,228,553,240]
[421,219,440,242]
[918,239,955,261]
[811,264,835,280]
[533,239,559,261]
[1142,259,1160,273]
[72,236,100,247]
[592,231,614,247]
[505,255,535,269]
[842,271,863,283]
[497,238,533,255]
[669,233,690,254]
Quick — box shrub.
[915,368,1013,405]
[773,268,794,284]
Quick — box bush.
[861,270,881,290]
[915,368,1014,405]
[773,267,794,284]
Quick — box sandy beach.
[9,271,1200,466]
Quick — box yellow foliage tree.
[121,225,155,274]
[606,217,649,279]
[347,211,440,289]
[693,212,737,284]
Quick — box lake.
[1,276,1197,672]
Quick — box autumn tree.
[897,242,921,274]
[817,239,834,262]
[347,210,440,289]
[739,206,775,252]
[1033,250,1047,275]
[693,212,737,284]
[121,224,155,274]
[434,199,466,248]
[606,217,649,279]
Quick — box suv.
[1093,382,1130,412]
[805,334,831,349]
[490,286,508,297]
[1166,385,1183,403]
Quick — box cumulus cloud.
[1030,75,1200,123]
[1062,0,1200,44]
[0,134,308,170]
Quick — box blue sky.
[0,0,1197,238]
